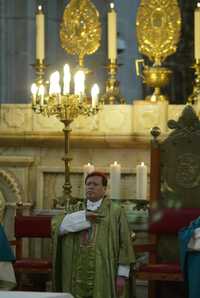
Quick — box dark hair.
[85,171,108,187]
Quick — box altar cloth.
[0,292,73,298]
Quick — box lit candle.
[38,85,45,106]
[49,71,59,95]
[36,5,45,61]
[110,161,121,199]
[74,71,85,94]
[74,70,85,100]
[49,71,61,104]
[63,64,71,95]
[83,163,95,178]
[91,84,100,108]
[195,3,200,60]
[83,163,95,195]
[108,3,117,63]
[31,83,38,105]
[136,162,148,200]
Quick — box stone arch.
[0,169,24,236]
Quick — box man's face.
[85,175,106,202]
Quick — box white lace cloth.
[0,292,73,298]
[188,227,200,251]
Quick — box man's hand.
[116,276,126,297]
[86,211,103,223]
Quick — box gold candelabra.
[32,72,99,208]
[31,0,101,208]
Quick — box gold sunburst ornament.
[136,0,181,65]
[136,0,181,102]
[60,0,101,67]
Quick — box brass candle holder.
[101,60,125,104]
[33,59,47,85]
[188,60,200,104]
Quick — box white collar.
[86,198,103,211]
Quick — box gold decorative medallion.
[60,0,101,66]
[136,0,181,65]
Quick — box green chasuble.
[52,198,135,298]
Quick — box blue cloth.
[179,216,200,298]
[0,224,15,261]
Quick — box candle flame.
[38,85,45,96]
[91,83,100,97]
[64,64,70,75]
[197,2,200,8]
[141,162,144,166]
[31,83,38,95]
[87,163,91,166]
[38,5,42,11]
[74,70,85,95]
[110,2,115,9]
[49,71,60,94]
[114,161,118,165]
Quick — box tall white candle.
[36,6,45,61]
[110,161,121,199]
[91,84,100,108]
[136,162,148,200]
[108,3,117,63]
[195,3,200,60]
[83,163,95,196]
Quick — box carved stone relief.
[0,105,32,131]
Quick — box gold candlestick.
[33,59,46,85]
[101,60,125,104]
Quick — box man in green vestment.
[52,171,135,298]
